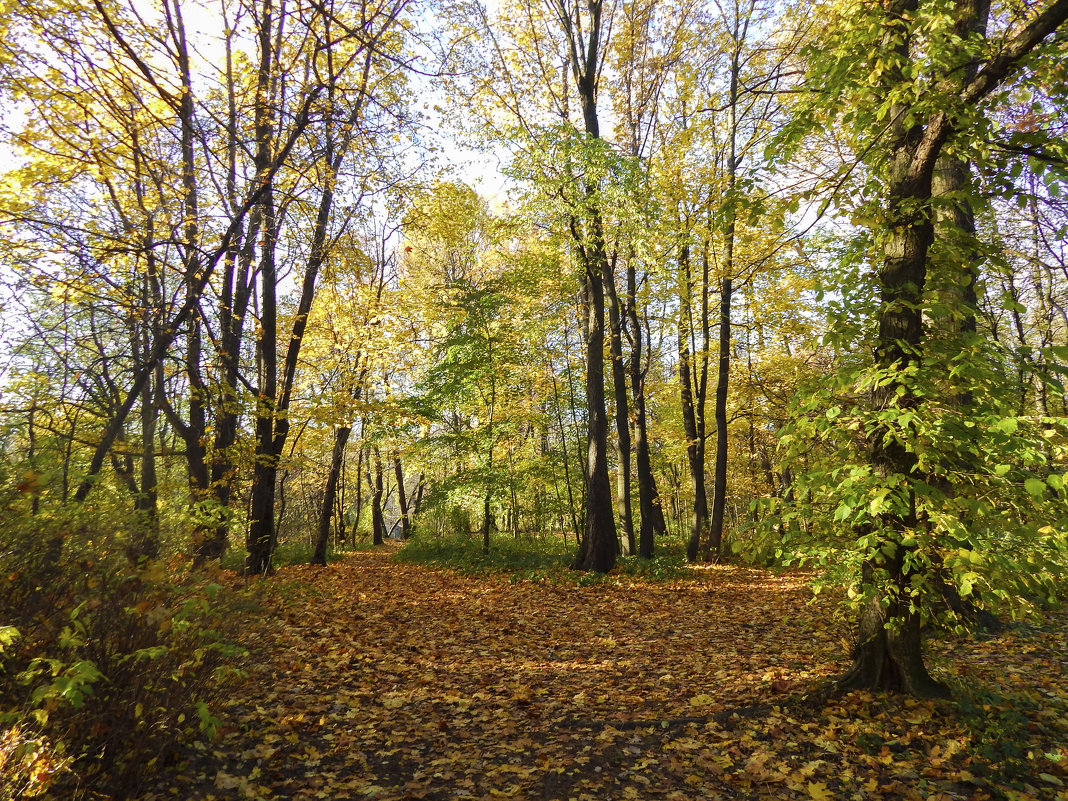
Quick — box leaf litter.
[137,546,1068,801]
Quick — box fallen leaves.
[135,546,1068,801]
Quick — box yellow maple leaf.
[808,781,832,800]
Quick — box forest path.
[139,546,1068,801]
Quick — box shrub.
[0,496,247,800]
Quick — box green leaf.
[1024,478,1046,497]
[869,488,891,516]
[959,571,980,597]
[995,417,1018,434]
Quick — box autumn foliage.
[128,544,1068,801]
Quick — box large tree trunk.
[841,0,1068,695]
[840,560,947,697]
[573,238,619,572]
[844,0,942,696]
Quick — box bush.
[0,495,247,800]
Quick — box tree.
[244,0,415,574]
[775,0,1068,695]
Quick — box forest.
[0,0,1066,797]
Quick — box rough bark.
[835,0,1068,696]
[845,0,946,691]
[573,237,619,572]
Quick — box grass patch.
[395,533,572,579]
[396,532,696,583]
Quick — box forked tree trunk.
[679,243,710,562]
[554,0,618,573]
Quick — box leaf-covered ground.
[139,546,1068,801]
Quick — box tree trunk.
[554,0,618,573]
[313,425,351,565]
[840,0,1068,696]
[394,456,411,539]
[573,239,619,572]
[840,559,948,697]
[411,472,426,518]
[244,0,281,576]
[369,450,386,546]
[205,15,257,562]
[133,340,160,560]
[169,0,214,561]
[706,276,731,560]
[844,0,942,696]
[679,244,709,562]
[625,263,665,559]
[706,39,742,562]
[350,443,365,545]
[604,266,635,554]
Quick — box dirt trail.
[137,547,1068,801]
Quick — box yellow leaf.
[808,781,832,801]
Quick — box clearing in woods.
[139,545,1068,801]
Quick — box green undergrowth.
[395,532,694,583]
[1,500,255,800]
